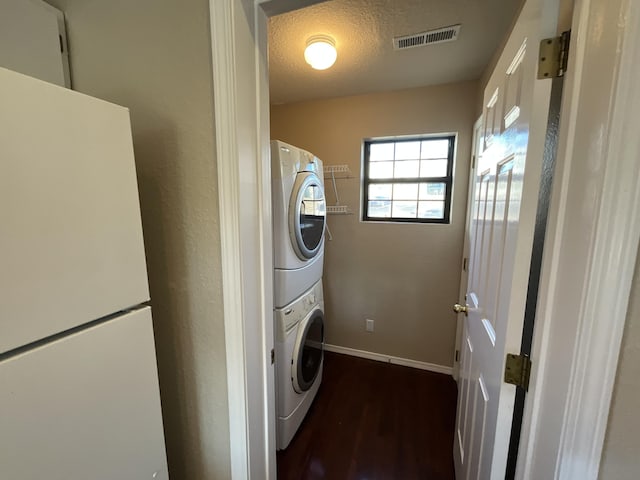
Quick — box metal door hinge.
[270,348,275,365]
[463,257,468,271]
[504,353,531,390]
[538,30,571,79]
[455,350,460,362]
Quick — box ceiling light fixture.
[304,35,337,70]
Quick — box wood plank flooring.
[277,351,458,480]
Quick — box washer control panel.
[276,279,324,335]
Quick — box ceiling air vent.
[393,24,461,50]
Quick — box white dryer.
[271,140,326,308]
[275,279,324,450]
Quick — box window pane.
[370,143,394,161]
[369,183,392,200]
[393,183,419,200]
[421,139,450,159]
[420,159,448,177]
[395,141,421,160]
[368,200,391,218]
[364,136,454,223]
[418,201,445,219]
[369,161,394,179]
[392,201,418,218]
[394,160,420,178]
[419,183,446,200]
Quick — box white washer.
[275,279,324,450]
[271,140,326,308]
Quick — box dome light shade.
[304,35,337,70]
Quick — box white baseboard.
[323,343,453,376]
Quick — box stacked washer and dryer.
[271,140,327,450]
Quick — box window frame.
[362,135,455,224]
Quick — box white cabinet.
[0,0,70,87]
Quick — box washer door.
[292,308,324,393]
[289,171,326,260]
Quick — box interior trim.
[517,0,640,477]
[324,343,453,376]
[208,0,248,477]
[208,0,275,478]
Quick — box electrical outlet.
[365,318,374,332]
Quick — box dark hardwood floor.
[277,351,458,480]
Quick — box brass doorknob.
[453,304,468,315]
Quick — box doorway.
[212,2,640,476]
[216,0,524,476]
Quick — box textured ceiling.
[268,0,523,104]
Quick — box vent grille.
[393,24,461,50]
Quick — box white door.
[453,118,483,381]
[0,67,150,353]
[453,0,560,478]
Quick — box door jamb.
[517,0,640,477]
[208,0,275,478]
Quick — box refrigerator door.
[0,67,150,354]
[0,307,168,480]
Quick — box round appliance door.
[292,308,324,393]
[289,171,326,260]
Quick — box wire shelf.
[326,205,351,215]
[323,164,353,178]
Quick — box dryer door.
[292,308,324,393]
[289,171,326,260]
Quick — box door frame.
[208,1,275,478]
[208,0,640,478]
[516,0,640,477]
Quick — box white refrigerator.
[0,67,168,479]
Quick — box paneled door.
[453,0,560,478]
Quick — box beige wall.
[46,0,230,478]
[599,248,640,479]
[271,80,478,367]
